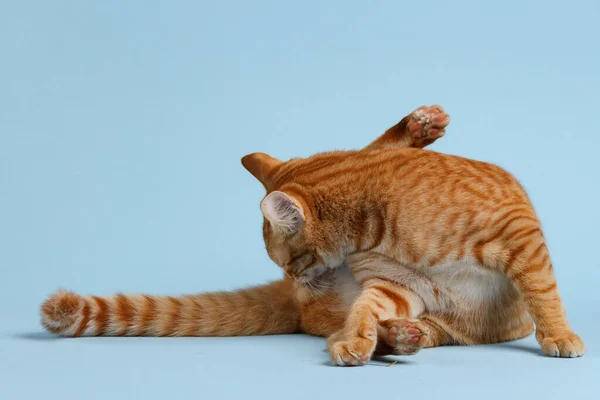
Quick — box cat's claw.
[407,105,450,142]
[329,337,376,366]
[381,318,429,355]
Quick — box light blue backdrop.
[1,1,599,399]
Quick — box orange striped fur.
[40,105,583,366]
[41,281,300,337]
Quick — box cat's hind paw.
[380,318,429,355]
[407,105,450,142]
[537,330,585,358]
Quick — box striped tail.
[40,280,300,337]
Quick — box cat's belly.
[331,259,521,313]
[422,259,519,310]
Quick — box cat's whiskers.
[309,277,331,292]
[307,281,326,297]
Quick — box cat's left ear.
[241,152,283,191]
[260,191,304,235]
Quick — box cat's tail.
[40,280,300,337]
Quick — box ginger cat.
[40,105,584,365]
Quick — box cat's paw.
[407,105,450,141]
[329,337,376,366]
[536,330,585,358]
[380,318,429,355]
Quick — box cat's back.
[274,147,527,203]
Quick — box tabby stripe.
[354,207,365,251]
[273,154,348,185]
[529,282,558,295]
[456,247,465,262]
[505,243,529,273]
[362,276,399,287]
[479,162,509,185]
[493,207,533,228]
[116,294,135,334]
[457,211,476,259]
[357,330,370,340]
[367,205,386,251]
[140,295,157,335]
[493,216,533,241]
[510,267,529,283]
[528,242,546,263]
[526,258,551,275]
[437,156,451,176]
[351,266,373,275]
[92,296,109,335]
[447,211,462,231]
[73,301,91,337]
[460,180,493,202]
[470,220,532,264]
[428,244,451,266]
[509,227,540,243]
[372,285,409,316]
[373,299,385,310]
[401,171,437,196]
[473,240,485,264]
[181,297,201,336]
[359,277,376,287]
[419,316,453,345]
[297,155,402,186]
[460,158,488,178]
[167,297,183,336]
[511,260,551,283]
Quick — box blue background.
[1,1,599,399]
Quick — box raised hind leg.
[364,105,450,151]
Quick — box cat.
[40,105,584,365]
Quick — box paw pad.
[407,105,450,141]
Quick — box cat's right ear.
[261,191,304,234]
[241,152,283,191]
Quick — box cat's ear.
[260,191,304,234]
[241,152,283,190]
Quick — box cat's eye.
[285,252,309,267]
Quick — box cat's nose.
[283,269,296,280]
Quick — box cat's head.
[241,152,349,284]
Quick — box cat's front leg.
[326,289,379,366]
[327,278,425,366]
[327,254,426,366]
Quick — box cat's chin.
[297,265,330,285]
[297,258,347,285]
